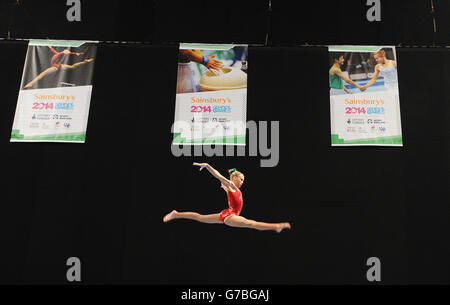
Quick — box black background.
[0,0,450,286]
[4,0,153,42]
[2,0,265,43]
[1,42,450,285]
[271,0,450,46]
[1,0,448,45]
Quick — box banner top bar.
[29,40,98,47]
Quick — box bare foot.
[84,58,94,63]
[24,83,32,89]
[163,210,178,223]
[276,222,291,233]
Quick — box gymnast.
[163,162,291,233]
[329,52,365,95]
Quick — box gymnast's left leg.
[224,214,291,233]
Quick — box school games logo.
[191,117,210,123]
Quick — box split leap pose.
[163,163,291,233]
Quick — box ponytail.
[228,168,237,176]
[228,168,243,179]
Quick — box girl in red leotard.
[163,162,291,233]
[24,46,94,89]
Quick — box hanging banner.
[173,43,248,145]
[328,46,403,146]
[11,40,97,143]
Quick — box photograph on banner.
[11,40,97,143]
[173,44,248,145]
[328,45,403,146]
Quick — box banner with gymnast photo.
[11,40,97,143]
[173,43,248,145]
[328,46,403,146]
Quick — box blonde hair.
[373,49,386,58]
[228,168,243,179]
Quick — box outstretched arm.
[193,162,236,191]
[334,69,362,89]
[62,49,81,56]
[48,46,58,54]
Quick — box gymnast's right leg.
[163,210,222,224]
[224,214,291,233]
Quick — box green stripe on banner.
[10,129,24,140]
[331,134,345,144]
[180,43,234,51]
[172,133,182,143]
[331,134,403,145]
[173,134,246,145]
[328,46,384,52]
[29,40,97,47]
[11,131,86,142]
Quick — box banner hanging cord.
[431,0,437,47]
[1,37,449,49]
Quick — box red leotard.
[219,187,243,223]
